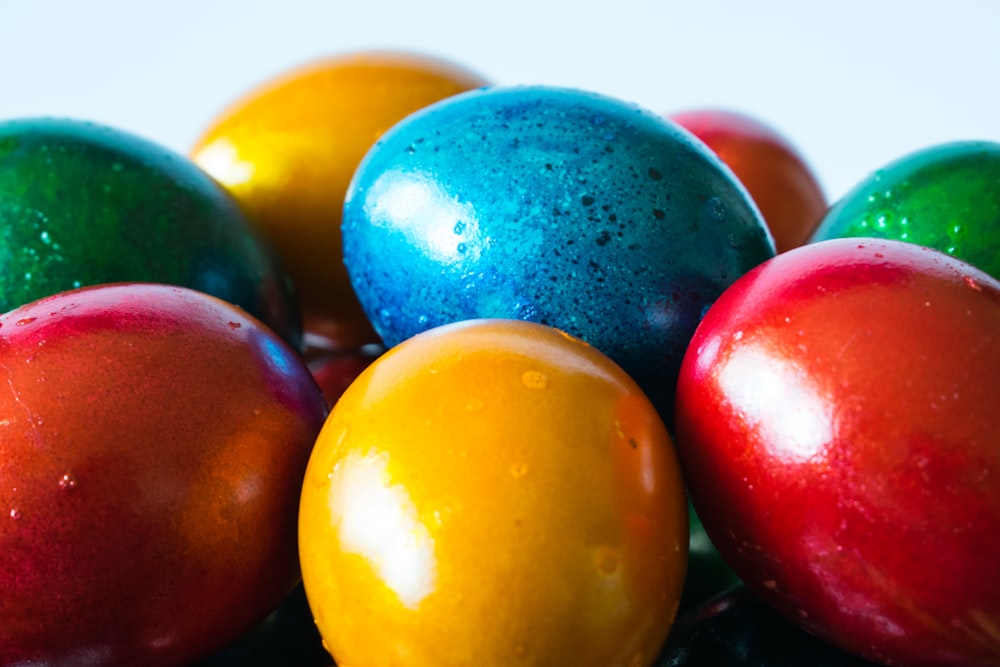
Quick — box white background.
[1,0,996,202]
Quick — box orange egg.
[191,51,489,348]
[298,319,688,667]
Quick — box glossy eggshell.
[809,140,1000,278]
[342,85,775,421]
[191,51,489,349]
[298,319,689,667]
[674,239,1000,667]
[0,283,328,667]
[0,117,301,347]
[656,585,880,666]
[670,109,827,253]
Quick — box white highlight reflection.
[328,451,437,608]
[717,344,832,462]
[193,138,256,187]
[366,169,480,263]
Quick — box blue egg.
[342,85,775,421]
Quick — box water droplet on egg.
[510,462,529,478]
[705,196,726,222]
[594,546,620,575]
[521,370,547,389]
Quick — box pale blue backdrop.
[1,0,996,202]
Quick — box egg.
[298,318,688,667]
[191,51,490,349]
[0,117,300,346]
[670,108,827,253]
[809,140,1000,278]
[0,283,328,666]
[342,85,776,422]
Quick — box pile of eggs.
[0,51,997,667]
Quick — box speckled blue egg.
[342,85,775,420]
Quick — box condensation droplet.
[705,196,726,222]
[9,508,21,520]
[510,462,529,479]
[594,547,620,575]
[521,370,547,389]
[59,473,77,491]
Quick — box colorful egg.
[0,283,328,666]
[0,117,300,344]
[674,238,1000,667]
[299,319,689,667]
[191,51,489,349]
[809,141,1000,278]
[342,85,775,421]
[670,108,827,253]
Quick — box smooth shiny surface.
[0,284,328,667]
[674,239,1000,667]
[342,85,775,422]
[299,319,689,667]
[809,140,1000,278]
[0,117,300,346]
[670,109,827,253]
[191,51,489,348]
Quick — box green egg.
[0,117,300,346]
[809,141,1000,278]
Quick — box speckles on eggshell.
[342,85,773,421]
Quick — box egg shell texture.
[0,118,300,346]
[343,85,775,418]
[809,140,1000,279]
[0,283,327,666]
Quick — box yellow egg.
[191,51,489,348]
[298,319,688,667]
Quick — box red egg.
[674,239,1000,667]
[0,283,328,667]
[305,345,381,408]
[670,109,827,253]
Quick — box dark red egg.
[0,283,328,667]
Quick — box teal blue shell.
[342,86,775,420]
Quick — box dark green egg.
[0,117,300,346]
[809,141,1000,278]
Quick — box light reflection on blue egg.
[342,85,775,421]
